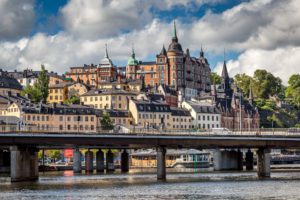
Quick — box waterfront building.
[80,88,138,110]
[3,102,97,132]
[129,98,193,130]
[182,100,221,130]
[131,149,210,168]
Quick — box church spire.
[131,43,135,59]
[200,45,204,57]
[221,48,230,92]
[249,85,254,106]
[105,43,109,58]
[173,20,177,39]
[160,44,167,55]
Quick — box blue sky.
[0,0,299,84]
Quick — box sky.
[0,0,300,84]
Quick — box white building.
[182,100,221,130]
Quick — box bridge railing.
[0,125,299,137]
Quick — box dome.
[99,44,114,68]
[167,21,183,53]
[168,41,183,52]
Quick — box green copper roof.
[173,20,177,38]
[127,47,139,66]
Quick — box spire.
[249,86,253,106]
[221,49,229,79]
[105,44,109,58]
[131,43,135,59]
[200,45,204,57]
[173,20,177,39]
[160,44,167,55]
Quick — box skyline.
[0,0,300,84]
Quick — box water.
[1,169,300,200]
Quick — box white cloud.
[0,0,34,40]
[214,47,300,85]
[0,0,300,85]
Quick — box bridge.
[0,128,300,182]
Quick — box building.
[65,45,118,88]
[125,21,211,99]
[80,88,138,110]
[197,60,260,130]
[96,109,132,128]
[3,102,97,132]
[157,84,178,107]
[182,100,221,130]
[48,82,70,103]
[129,98,193,130]
[0,70,23,96]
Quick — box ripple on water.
[1,171,300,200]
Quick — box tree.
[48,150,61,162]
[100,112,114,130]
[210,72,221,84]
[21,65,49,103]
[35,65,49,102]
[234,73,253,97]
[252,69,283,99]
[64,96,80,104]
[21,85,42,102]
[285,74,300,107]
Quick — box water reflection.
[1,169,300,199]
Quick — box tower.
[126,45,139,80]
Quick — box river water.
[1,169,300,200]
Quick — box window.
[37,116,40,121]
[91,117,94,122]
[203,116,205,121]
[42,116,44,121]
[59,125,63,130]
[67,125,71,130]
[67,116,71,121]
[59,116,63,121]
[46,116,49,121]
[85,116,89,121]
[27,115,31,120]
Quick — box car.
[211,128,232,135]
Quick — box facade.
[67,82,89,97]
[48,82,70,103]
[80,88,138,110]
[3,102,97,132]
[96,109,132,128]
[129,98,193,130]
[182,100,221,130]
[0,70,23,96]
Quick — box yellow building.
[129,98,193,130]
[48,82,69,103]
[81,89,138,110]
[3,102,97,132]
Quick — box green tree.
[21,85,42,102]
[285,74,300,107]
[252,69,283,99]
[100,112,114,130]
[35,65,49,102]
[234,73,253,97]
[48,150,61,162]
[210,72,221,84]
[64,96,80,104]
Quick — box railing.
[0,125,299,137]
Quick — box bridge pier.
[85,150,94,173]
[237,149,243,170]
[106,150,114,172]
[96,149,105,172]
[10,146,38,182]
[0,149,10,173]
[157,146,166,180]
[245,149,254,170]
[257,148,271,178]
[214,150,242,170]
[121,149,129,173]
[73,148,82,173]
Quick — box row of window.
[172,117,192,122]
[84,95,123,102]
[138,113,170,119]
[26,115,94,122]
[198,124,219,129]
[93,103,123,109]
[197,115,219,121]
[59,124,95,131]
[49,95,63,100]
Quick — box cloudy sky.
[0,0,299,84]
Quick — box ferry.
[130,149,211,168]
